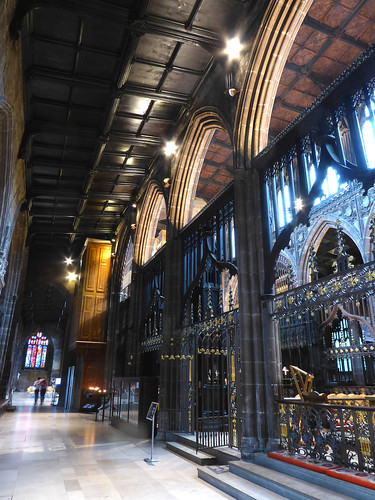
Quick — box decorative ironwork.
[272,261,375,326]
[278,399,375,473]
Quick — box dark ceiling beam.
[303,15,369,51]
[21,120,163,148]
[284,61,336,88]
[28,226,117,235]
[31,96,105,114]
[32,173,138,186]
[132,57,204,77]
[30,33,120,59]
[29,188,132,201]
[115,109,175,124]
[30,211,121,219]
[274,97,305,115]
[119,83,189,105]
[10,0,222,50]
[26,66,113,89]
[29,159,148,175]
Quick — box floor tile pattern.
[0,393,230,500]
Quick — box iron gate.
[181,307,241,451]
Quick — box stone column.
[234,166,282,457]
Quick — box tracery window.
[24,332,48,369]
[332,317,352,374]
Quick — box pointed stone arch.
[169,108,230,231]
[134,182,166,266]
[235,0,314,162]
[299,218,363,284]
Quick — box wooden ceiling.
[10,0,375,327]
[269,0,375,142]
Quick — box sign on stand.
[144,402,159,464]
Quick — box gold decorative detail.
[366,270,375,281]
[305,290,313,300]
[333,281,342,291]
[348,276,358,287]
[318,286,326,296]
[276,299,283,309]
[287,296,294,305]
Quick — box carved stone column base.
[265,438,280,452]
[240,436,260,459]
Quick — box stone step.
[229,461,354,500]
[198,465,287,500]
[166,441,216,465]
[253,453,375,500]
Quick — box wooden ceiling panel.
[173,43,212,71]
[70,87,110,109]
[162,71,200,94]
[127,62,165,87]
[33,10,80,42]
[303,30,330,54]
[112,116,142,133]
[135,34,177,64]
[117,96,151,115]
[308,0,337,22]
[194,0,240,31]
[75,51,119,80]
[322,3,352,29]
[345,12,375,41]
[33,80,71,102]
[148,0,197,22]
[289,47,317,67]
[33,40,75,73]
[80,18,125,53]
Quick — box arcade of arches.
[2,0,375,470]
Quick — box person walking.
[39,378,48,405]
[33,377,41,405]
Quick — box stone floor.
[0,393,231,500]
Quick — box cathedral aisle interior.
[0,395,230,500]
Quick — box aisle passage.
[0,398,230,500]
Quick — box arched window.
[361,99,375,169]
[24,332,49,369]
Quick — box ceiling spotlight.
[164,141,177,156]
[163,177,170,188]
[67,272,78,282]
[65,257,73,265]
[225,37,242,61]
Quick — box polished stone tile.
[1,393,231,499]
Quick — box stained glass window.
[24,332,48,369]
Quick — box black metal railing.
[196,415,242,450]
[278,399,375,473]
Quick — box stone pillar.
[158,230,183,437]
[234,166,282,457]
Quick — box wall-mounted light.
[163,177,170,188]
[224,37,242,61]
[65,257,73,265]
[131,223,136,230]
[164,141,177,156]
[131,201,137,208]
[225,88,238,97]
[67,272,78,282]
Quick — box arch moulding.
[169,108,229,231]
[133,181,165,266]
[235,0,314,163]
